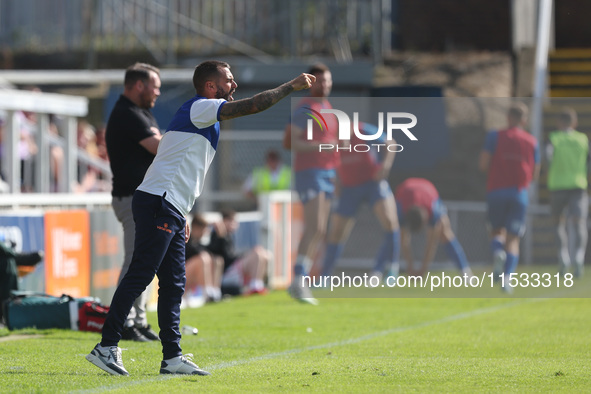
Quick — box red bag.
[78,301,109,332]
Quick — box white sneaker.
[288,275,319,305]
[369,271,383,283]
[462,268,475,278]
[184,286,206,309]
[160,354,211,375]
[86,343,129,376]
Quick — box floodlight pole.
[530,0,553,149]
[526,0,553,265]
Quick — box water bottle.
[182,325,198,335]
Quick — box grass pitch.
[1,276,590,393]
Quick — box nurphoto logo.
[305,108,418,152]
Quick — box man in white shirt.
[87,60,314,376]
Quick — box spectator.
[242,149,291,201]
[0,117,9,193]
[95,124,109,162]
[184,214,223,306]
[207,209,270,296]
[17,86,46,192]
[94,123,111,191]
[15,105,39,192]
[74,120,98,193]
[479,103,540,292]
[546,108,589,277]
[74,120,111,193]
[77,120,99,158]
[48,117,64,192]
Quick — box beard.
[216,86,235,101]
[139,92,156,109]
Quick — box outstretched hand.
[291,73,316,91]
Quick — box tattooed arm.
[219,73,315,120]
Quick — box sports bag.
[2,292,98,331]
[78,301,109,332]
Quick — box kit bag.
[2,292,99,331]
[78,301,110,332]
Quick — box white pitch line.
[71,298,543,394]
[0,334,43,343]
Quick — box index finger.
[304,73,316,83]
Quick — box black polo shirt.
[106,95,159,197]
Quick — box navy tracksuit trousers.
[101,190,187,360]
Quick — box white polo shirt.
[137,95,226,216]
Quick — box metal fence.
[0,0,392,64]
[0,89,105,195]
